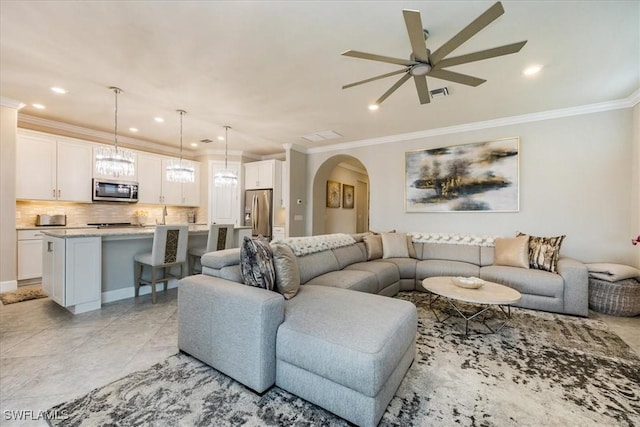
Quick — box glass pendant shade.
[214,169,238,187]
[95,146,135,177]
[214,125,238,187]
[166,158,195,183]
[96,87,135,178]
[166,109,195,183]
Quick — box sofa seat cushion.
[345,261,400,292]
[374,258,417,279]
[416,260,480,279]
[276,285,417,397]
[480,265,564,298]
[304,270,377,293]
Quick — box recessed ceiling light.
[523,65,543,76]
[154,117,165,123]
[50,87,67,94]
[190,142,198,147]
[129,127,139,132]
[217,136,225,141]
[32,103,46,109]
[368,104,379,111]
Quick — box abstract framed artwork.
[405,137,519,212]
[343,184,354,209]
[326,180,341,208]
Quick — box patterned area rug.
[48,292,640,426]
[0,286,47,305]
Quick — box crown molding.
[198,148,247,157]
[307,91,640,154]
[18,113,191,157]
[0,97,25,109]
[283,143,308,154]
[261,152,286,161]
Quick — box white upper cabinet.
[136,153,200,206]
[244,160,277,190]
[137,153,163,204]
[16,131,92,202]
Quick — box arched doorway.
[311,155,369,236]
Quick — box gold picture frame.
[326,180,341,208]
[343,184,354,209]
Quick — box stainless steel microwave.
[92,179,138,203]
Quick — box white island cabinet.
[42,234,102,314]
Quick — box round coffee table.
[422,276,522,335]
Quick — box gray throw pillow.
[240,236,275,290]
[381,232,409,258]
[271,243,300,299]
[363,234,383,260]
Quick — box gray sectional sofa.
[178,234,588,426]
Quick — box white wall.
[306,108,636,265]
[0,105,18,290]
[632,103,640,267]
[325,165,369,234]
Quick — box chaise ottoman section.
[275,285,416,427]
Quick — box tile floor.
[1,289,638,426]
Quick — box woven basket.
[588,277,640,316]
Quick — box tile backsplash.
[16,201,202,227]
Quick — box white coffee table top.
[422,277,522,306]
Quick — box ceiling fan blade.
[342,49,417,66]
[403,10,429,62]
[432,41,527,70]
[429,1,505,65]
[342,68,409,90]
[428,69,486,86]
[413,75,430,104]
[375,73,412,105]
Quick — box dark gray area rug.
[48,292,640,426]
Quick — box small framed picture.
[326,180,341,208]
[343,184,354,209]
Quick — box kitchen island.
[41,225,251,314]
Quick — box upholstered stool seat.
[134,225,189,303]
[188,224,234,274]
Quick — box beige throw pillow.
[271,244,300,299]
[363,234,383,260]
[406,234,417,259]
[494,236,530,269]
[381,232,409,259]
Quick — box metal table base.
[428,293,514,335]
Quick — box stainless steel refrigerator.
[244,189,273,238]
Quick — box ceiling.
[1,1,638,156]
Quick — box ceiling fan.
[342,1,527,106]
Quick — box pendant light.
[95,87,135,177]
[214,125,238,187]
[166,109,195,183]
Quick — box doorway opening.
[311,155,369,236]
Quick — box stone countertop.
[42,224,211,239]
[17,225,99,231]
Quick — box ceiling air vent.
[301,130,342,143]
[200,139,213,144]
[429,87,449,98]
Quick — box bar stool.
[188,223,235,274]
[134,225,189,303]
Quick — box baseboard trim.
[101,280,179,304]
[0,280,18,293]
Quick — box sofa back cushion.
[332,244,367,270]
[421,243,480,265]
[298,250,340,284]
[480,246,494,266]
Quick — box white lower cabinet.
[272,226,286,240]
[42,235,102,314]
[17,230,44,280]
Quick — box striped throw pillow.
[517,232,565,273]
